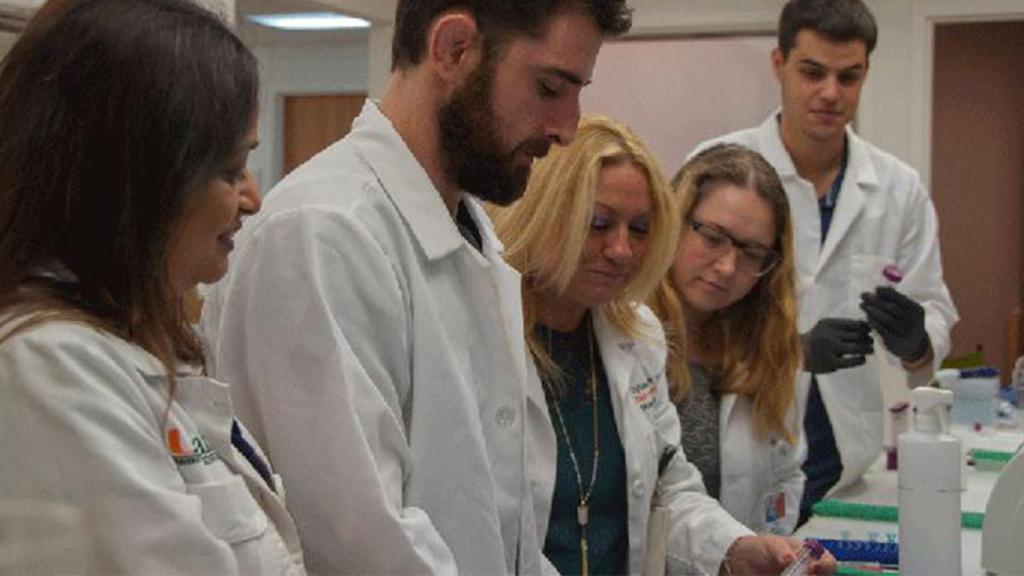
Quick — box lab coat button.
[632,479,645,497]
[496,406,516,428]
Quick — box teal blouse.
[537,315,628,575]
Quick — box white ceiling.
[0,0,709,45]
[236,0,377,46]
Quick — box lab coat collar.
[351,100,491,262]
[719,392,738,432]
[757,111,879,189]
[460,195,507,260]
[758,111,881,270]
[525,347,551,419]
[92,328,200,380]
[756,112,800,180]
[593,309,636,400]
[817,130,879,267]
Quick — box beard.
[438,57,551,206]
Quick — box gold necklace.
[544,315,600,576]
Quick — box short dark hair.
[778,0,877,59]
[0,0,258,366]
[391,0,632,71]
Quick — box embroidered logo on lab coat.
[630,365,663,413]
[167,428,219,466]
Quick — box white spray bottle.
[898,386,962,575]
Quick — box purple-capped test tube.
[780,539,825,576]
[882,264,903,285]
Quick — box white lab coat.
[716,394,805,535]
[0,318,305,575]
[201,101,543,575]
[697,113,959,493]
[528,306,752,576]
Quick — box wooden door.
[931,21,1024,381]
[283,93,366,176]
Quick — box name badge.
[763,491,787,533]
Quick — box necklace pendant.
[581,533,589,576]
[577,503,589,527]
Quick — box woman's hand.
[720,535,836,575]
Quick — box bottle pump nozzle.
[911,387,953,433]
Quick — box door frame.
[906,0,1024,188]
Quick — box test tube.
[882,264,903,285]
[875,264,904,367]
[887,401,910,470]
[780,539,825,576]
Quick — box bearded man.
[201,1,631,573]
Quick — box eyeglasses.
[686,218,780,277]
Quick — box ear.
[427,11,482,84]
[770,47,785,81]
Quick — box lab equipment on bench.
[981,446,1024,574]
[899,387,961,576]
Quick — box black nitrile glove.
[801,318,873,374]
[860,286,931,363]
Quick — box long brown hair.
[0,0,258,377]
[650,144,801,443]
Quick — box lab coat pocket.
[187,475,269,544]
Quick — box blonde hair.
[492,115,679,382]
[650,143,801,443]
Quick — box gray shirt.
[676,363,722,499]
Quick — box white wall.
[366,23,393,98]
[581,35,778,175]
[621,0,1024,189]
[307,0,394,98]
[342,0,1024,187]
[247,41,368,190]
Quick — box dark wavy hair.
[779,0,877,59]
[0,0,258,372]
[391,0,632,70]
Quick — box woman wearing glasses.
[650,143,805,535]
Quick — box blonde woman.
[494,118,832,576]
[650,143,805,535]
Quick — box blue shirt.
[801,141,849,518]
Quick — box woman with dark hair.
[0,0,305,573]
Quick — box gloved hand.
[801,318,873,374]
[860,286,931,363]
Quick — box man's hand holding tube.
[860,286,932,368]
